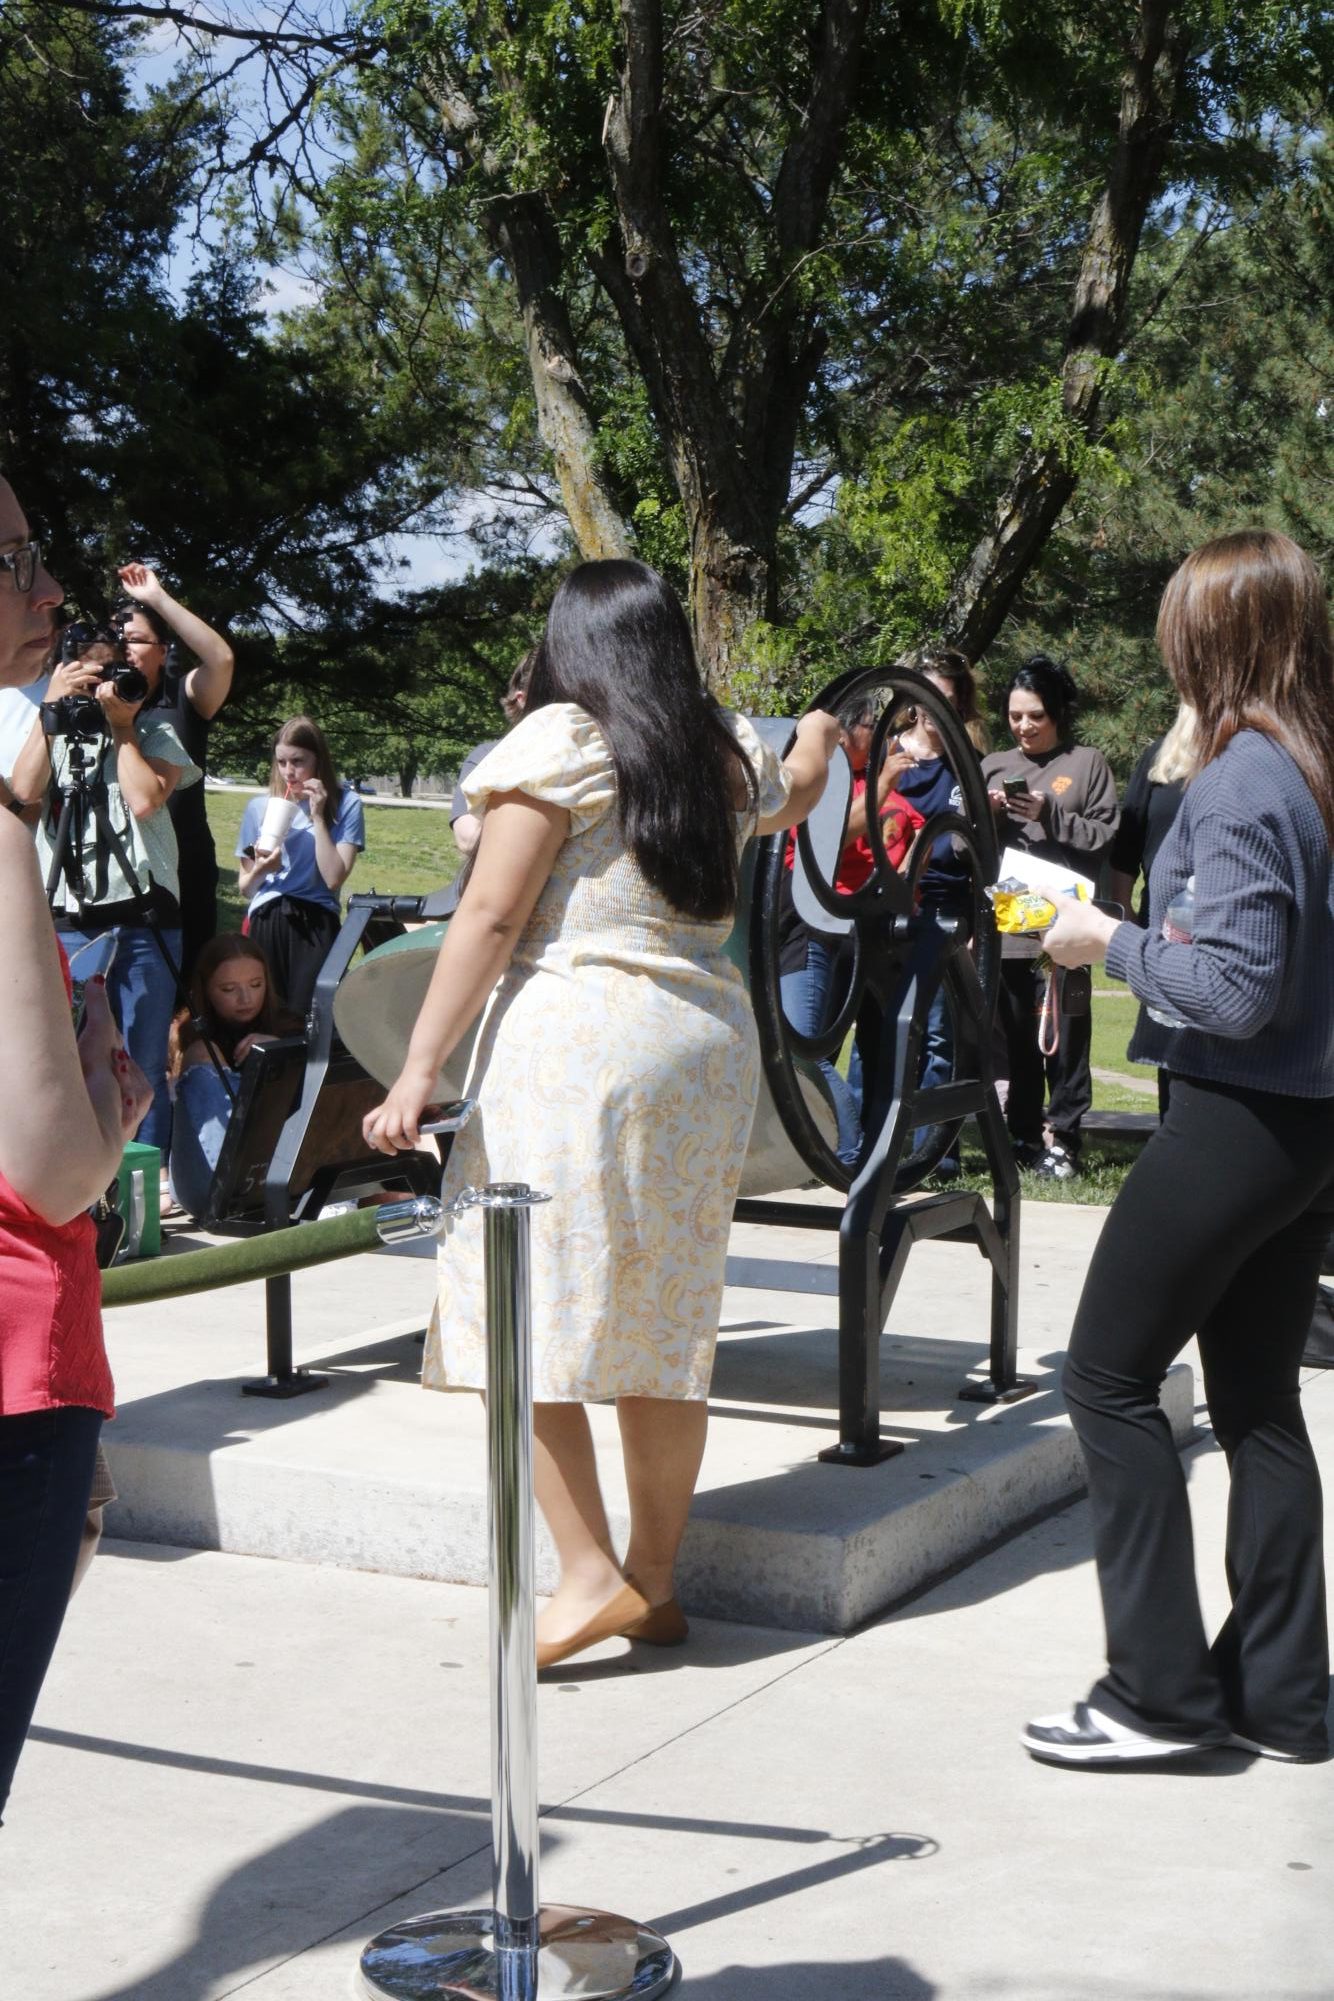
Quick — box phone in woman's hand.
[418,1099,475,1135]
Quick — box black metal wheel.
[749,665,1001,1195]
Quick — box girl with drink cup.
[237,716,364,1016]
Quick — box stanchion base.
[817,1436,904,1467]
[359,1904,676,1998]
[957,1374,1036,1405]
[240,1371,329,1399]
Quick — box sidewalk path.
[5,1366,1332,1999]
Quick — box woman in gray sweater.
[1025,530,1334,1767]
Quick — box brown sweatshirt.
[981,741,1120,956]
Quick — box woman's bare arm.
[0,814,142,1222]
[364,790,569,1152]
[118,564,235,720]
[756,711,841,835]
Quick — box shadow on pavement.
[671,1954,936,1998]
[650,1828,936,1939]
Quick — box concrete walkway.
[3,1186,1333,1998]
[5,1376,1332,1999]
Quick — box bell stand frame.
[733,669,1036,1467]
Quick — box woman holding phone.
[1027,531,1334,1766]
[982,656,1118,1178]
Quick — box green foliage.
[1002,130,1334,777]
[9,0,1334,771]
[211,563,552,793]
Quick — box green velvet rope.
[100,1203,391,1308]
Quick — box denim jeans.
[169,1061,240,1220]
[62,923,183,1153]
[914,985,960,1172]
[780,935,862,1165]
[0,1406,103,1822]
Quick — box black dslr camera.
[42,620,151,738]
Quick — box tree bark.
[942,0,1189,658]
[417,64,633,565]
[487,196,633,562]
[601,0,871,692]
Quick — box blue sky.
[129,14,560,592]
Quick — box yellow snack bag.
[990,881,1089,935]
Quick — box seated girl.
[167,935,300,1220]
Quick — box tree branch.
[942,0,1191,658]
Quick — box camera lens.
[112,665,150,703]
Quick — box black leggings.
[1064,1074,1334,1752]
[247,897,339,1018]
[0,1406,103,1823]
[999,958,1092,1154]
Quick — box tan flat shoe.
[536,1582,650,1671]
[620,1574,689,1647]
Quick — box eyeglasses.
[0,540,41,593]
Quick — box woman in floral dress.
[365,559,838,1667]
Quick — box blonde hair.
[912,645,991,753]
[1148,705,1198,786]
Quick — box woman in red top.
[0,478,152,1824]
[778,693,924,1165]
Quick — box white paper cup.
[257,796,299,853]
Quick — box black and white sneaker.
[1034,1143,1078,1182]
[1227,1731,1329,1764]
[1023,1702,1213,1765]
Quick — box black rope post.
[360,1186,677,2001]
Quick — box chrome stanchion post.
[485,1192,540,1989]
[361,1184,676,2001]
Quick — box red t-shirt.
[785,774,925,892]
[0,943,112,1419]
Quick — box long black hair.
[525,560,756,920]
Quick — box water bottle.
[1147,875,1195,1028]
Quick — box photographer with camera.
[10,617,201,1156]
[113,565,234,984]
[0,476,153,1823]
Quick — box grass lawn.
[206,788,461,934]
[948,983,1154,1204]
[1089,985,1157,1108]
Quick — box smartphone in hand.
[418,1099,475,1136]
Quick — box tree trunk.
[601,0,868,694]
[488,197,634,563]
[418,63,633,565]
[688,513,775,695]
[942,0,1188,658]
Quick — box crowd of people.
[2,465,1331,1826]
[0,568,371,1218]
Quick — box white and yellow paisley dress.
[425,701,790,1402]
